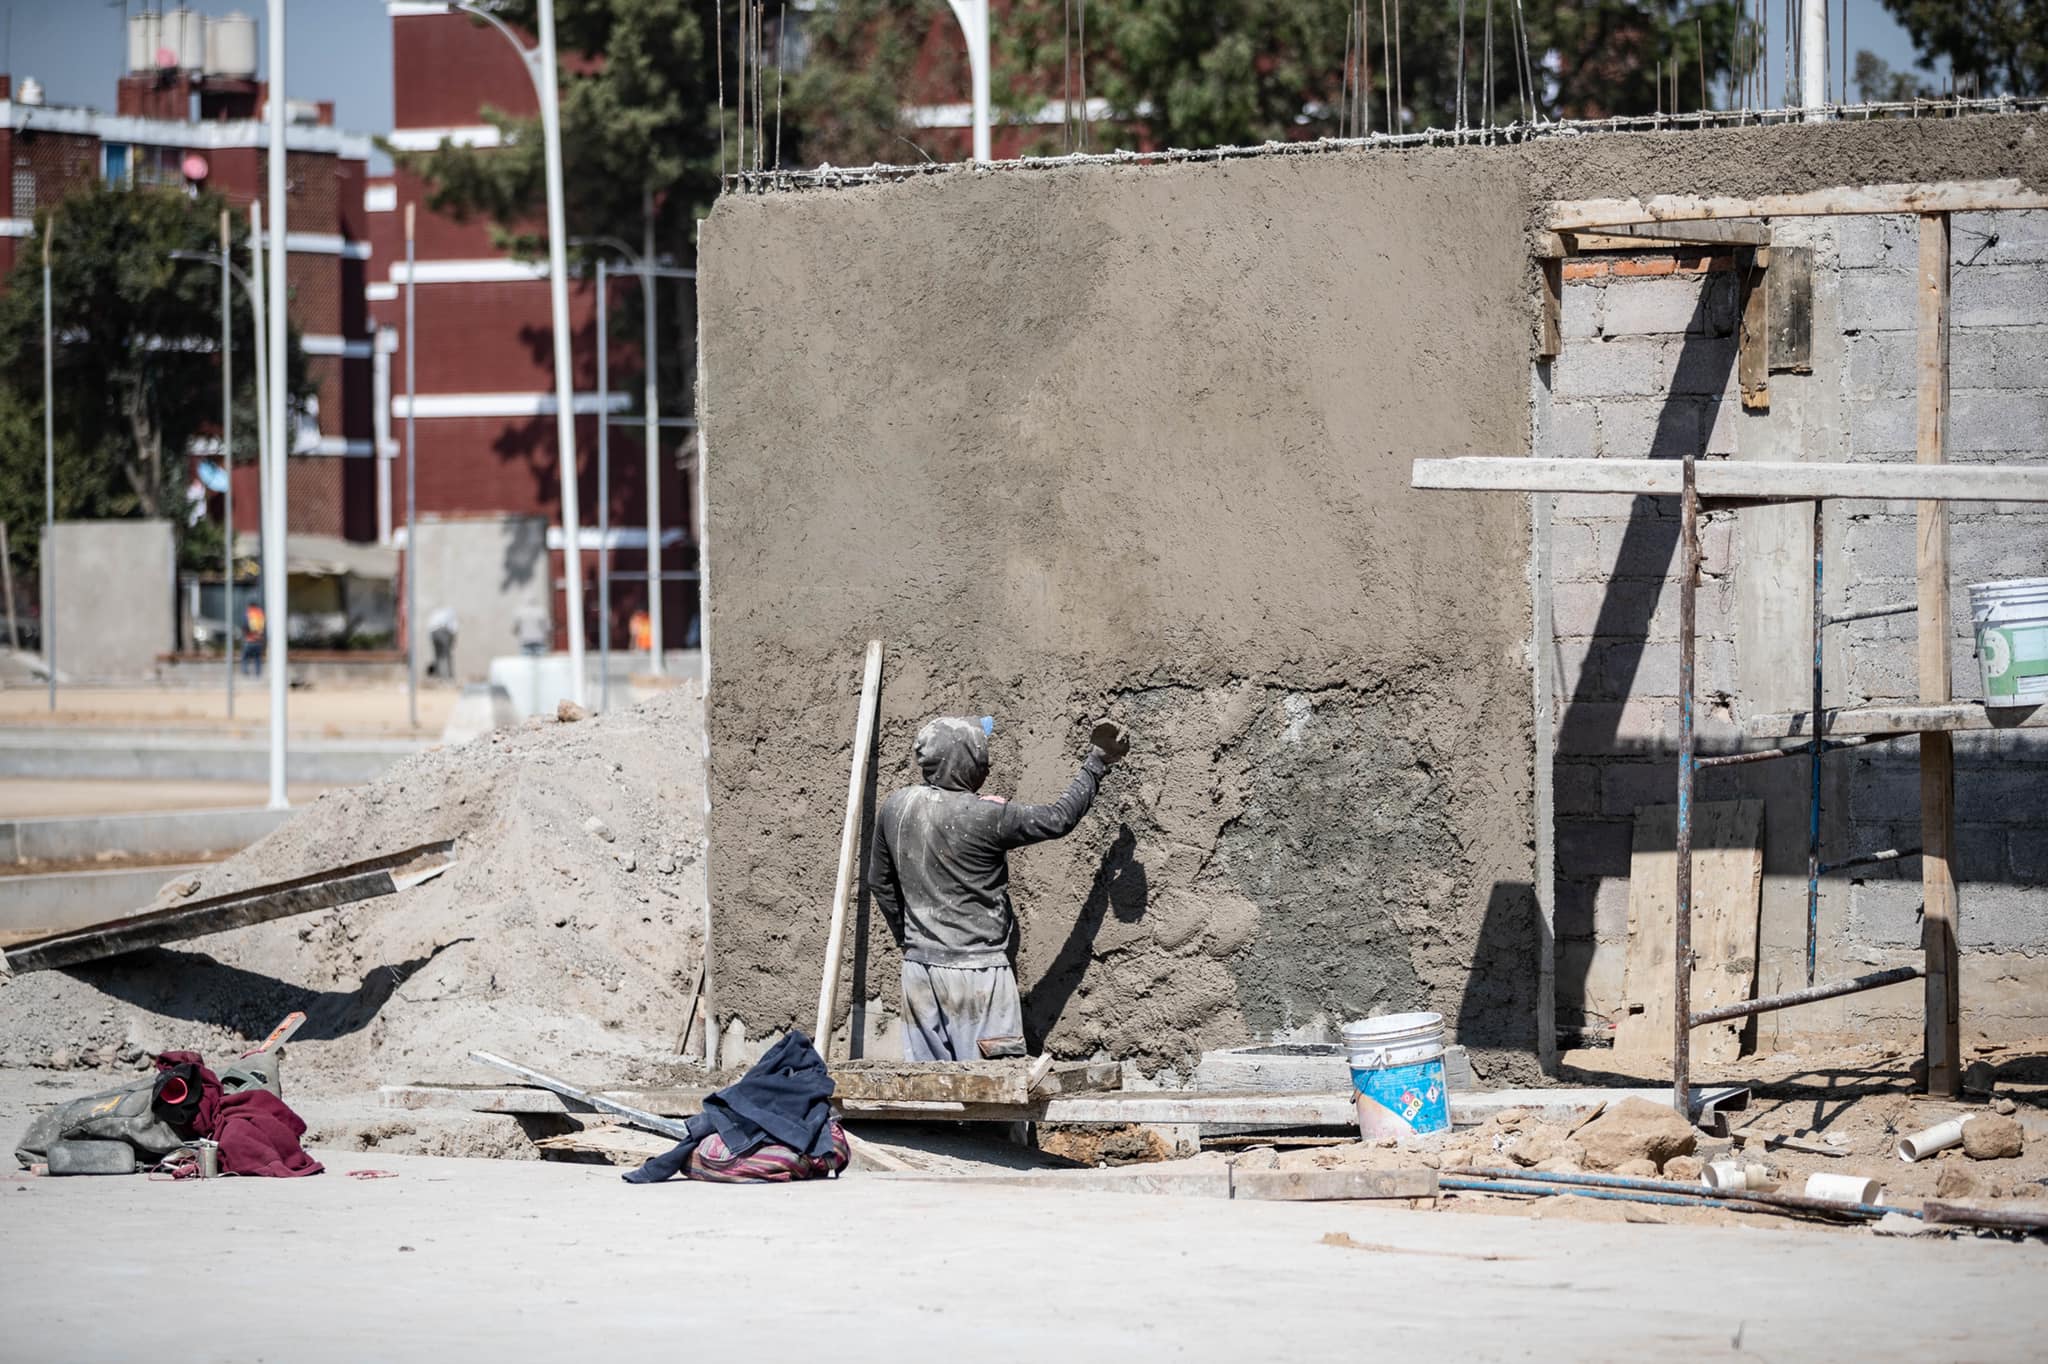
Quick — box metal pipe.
[42,219,55,713]
[1697,742,1812,769]
[264,0,290,810]
[220,209,234,719]
[1819,846,1918,875]
[1689,964,1923,1026]
[1673,456,1698,1117]
[1825,598,1916,627]
[245,206,271,732]
[1447,1167,1913,1220]
[596,258,610,712]
[1807,498,1823,983]
[642,189,662,675]
[404,204,418,731]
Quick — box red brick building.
[0,28,376,543]
[372,2,696,653]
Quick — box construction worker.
[240,600,265,676]
[629,607,652,656]
[867,716,1129,1061]
[426,605,459,680]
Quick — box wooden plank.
[1,840,454,974]
[1739,247,1771,408]
[1562,220,1773,248]
[1741,701,2047,738]
[1917,211,1962,1101]
[1538,258,1563,359]
[379,1083,709,1116]
[1613,800,1764,1065]
[1411,458,2048,503]
[1546,179,2048,230]
[814,639,883,1057]
[1768,245,1814,374]
[829,1059,1120,1107]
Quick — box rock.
[1506,1125,1567,1168]
[48,1047,73,1070]
[557,700,587,723]
[1486,1107,1529,1128]
[171,877,202,899]
[1663,1154,1705,1182]
[1576,1098,1699,1172]
[1533,1155,1584,1174]
[1993,1097,2017,1116]
[583,816,615,843]
[655,851,677,875]
[614,849,636,872]
[1962,1114,2024,1160]
[1615,1158,1659,1177]
[1935,1165,1981,1199]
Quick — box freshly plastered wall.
[699,152,1541,1079]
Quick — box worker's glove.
[1088,720,1130,768]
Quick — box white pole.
[404,204,418,729]
[535,0,587,705]
[596,258,610,711]
[220,210,235,719]
[642,191,662,673]
[40,221,54,713]
[264,0,289,809]
[373,339,392,545]
[246,203,271,632]
[945,0,992,161]
[1800,0,1828,119]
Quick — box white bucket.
[1342,1011,1451,1140]
[1970,578,2048,707]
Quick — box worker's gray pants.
[900,962,1022,1062]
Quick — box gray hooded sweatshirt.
[867,717,1108,968]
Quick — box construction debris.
[1573,1098,1700,1173]
[1962,1114,2026,1161]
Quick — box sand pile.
[0,685,708,1089]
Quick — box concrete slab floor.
[3,1147,2043,1361]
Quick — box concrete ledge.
[0,863,201,938]
[0,807,290,864]
[0,731,420,782]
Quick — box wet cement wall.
[699,113,2048,1080]
[699,153,1540,1079]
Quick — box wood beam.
[1563,220,1774,248]
[1546,178,2048,231]
[1411,458,2048,502]
[1917,211,1961,1100]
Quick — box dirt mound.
[0,685,708,1090]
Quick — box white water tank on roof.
[206,13,259,80]
[127,13,163,74]
[165,8,205,70]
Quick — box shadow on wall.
[1024,824,1147,1052]
[501,516,547,595]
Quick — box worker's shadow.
[1023,824,1146,1051]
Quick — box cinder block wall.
[1541,213,2048,1048]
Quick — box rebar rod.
[1818,846,1919,875]
[1808,497,1824,985]
[1674,456,1698,1117]
[1825,599,1917,626]
[1447,1167,1913,1221]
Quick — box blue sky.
[0,0,1946,156]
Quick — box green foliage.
[786,0,938,167]
[0,184,307,589]
[1854,49,1933,102]
[1877,0,2048,97]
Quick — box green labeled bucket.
[1970,578,2048,708]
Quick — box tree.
[0,184,306,587]
[1877,1,2047,98]
[1854,50,1933,103]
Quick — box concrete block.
[1600,277,1713,337]
[1232,1167,1437,1202]
[1561,280,1603,340]
[1597,398,1705,459]
[1840,268,1917,332]
[1545,401,1600,459]
[1953,823,2011,878]
[43,520,176,682]
[1600,759,1675,817]
[1703,273,1741,337]
[1556,937,1628,1015]
[1846,331,1915,396]
[1953,521,2048,583]
[1556,699,1683,752]
[1553,762,1600,816]
[1551,581,1662,640]
[1593,877,1632,940]
[1849,396,1916,456]
[1954,210,2048,266]
[1594,520,1682,579]
[1554,878,1597,937]
[1546,524,1599,580]
[1552,492,1673,523]
[1952,327,2048,387]
[1953,266,2048,329]
[1952,390,2048,453]
[1957,770,2048,826]
[1598,640,1680,698]
[1557,817,1635,878]
[1701,398,1742,455]
[1552,337,1672,399]
[1835,216,1915,270]
[2012,830,2048,884]
[1839,514,1917,585]
[1553,639,1598,699]
[1848,880,1923,947]
[1846,760,1922,824]
[1958,885,2048,948]
[1671,339,1740,396]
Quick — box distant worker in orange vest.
[241,601,265,676]
[629,607,652,656]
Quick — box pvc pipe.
[1703,1160,1777,1192]
[1805,1171,1884,1204]
[1452,1166,1909,1221]
[1896,1118,1966,1162]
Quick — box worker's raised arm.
[995,723,1129,849]
[865,799,906,942]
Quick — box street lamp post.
[454,0,587,705]
[264,0,290,808]
[41,219,55,713]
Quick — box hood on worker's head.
[915,716,989,792]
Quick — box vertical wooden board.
[1613,800,1764,1064]
[1538,258,1563,360]
[1738,248,1771,409]
[1767,246,1814,374]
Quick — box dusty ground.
[6,1144,2046,1362]
[0,684,456,738]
